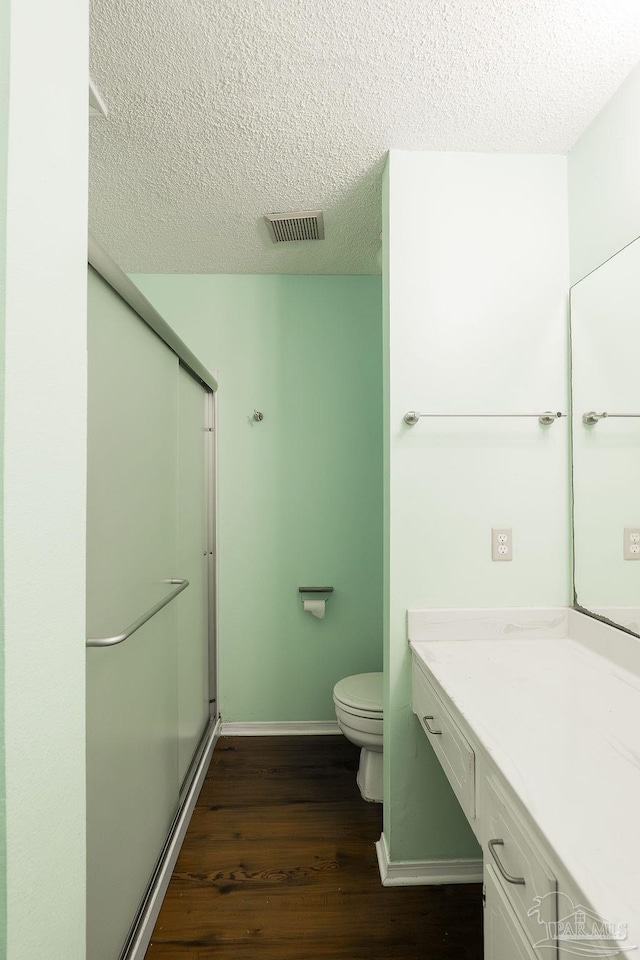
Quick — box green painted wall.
[4,0,87,953]
[133,274,383,721]
[0,0,8,945]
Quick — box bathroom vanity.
[409,607,640,960]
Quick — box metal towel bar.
[404,411,565,426]
[582,411,640,424]
[86,578,189,648]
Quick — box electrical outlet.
[624,527,640,560]
[492,528,512,561]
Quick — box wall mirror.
[571,235,640,637]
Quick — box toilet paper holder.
[299,586,333,620]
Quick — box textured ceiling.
[89,0,640,275]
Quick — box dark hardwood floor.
[145,735,483,959]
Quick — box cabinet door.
[485,864,539,960]
[86,268,180,960]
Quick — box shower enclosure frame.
[87,234,220,960]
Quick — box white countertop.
[409,614,640,958]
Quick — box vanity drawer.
[485,775,557,954]
[412,661,476,820]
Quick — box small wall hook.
[253,410,264,422]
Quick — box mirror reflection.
[572,236,640,636]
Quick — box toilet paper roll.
[303,599,325,619]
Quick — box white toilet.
[333,672,383,803]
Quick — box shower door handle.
[86,578,189,648]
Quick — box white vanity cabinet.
[412,649,558,960]
[409,609,640,960]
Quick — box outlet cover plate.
[624,527,640,560]
[492,528,512,561]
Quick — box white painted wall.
[569,61,640,284]
[384,151,571,861]
[3,0,88,956]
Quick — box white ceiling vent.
[264,211,324,243]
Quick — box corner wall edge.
[375,832,483,886]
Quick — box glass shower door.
[176,364,212,787]
[86,268,181,960]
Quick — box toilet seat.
[333,672,384,803]
[333,673,382,719]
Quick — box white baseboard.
[221,720,341,736]
[124,717,221,960]
[375,832,483,886]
